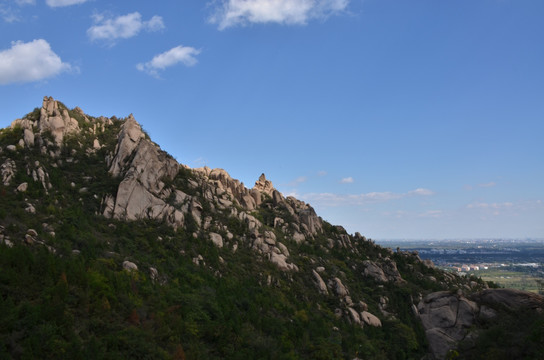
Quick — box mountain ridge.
[1,96,543,359]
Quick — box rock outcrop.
[418,289,544,359]
[103,116,184,228]
[1,159,16,185]
[363,258,404,283]
[11,96,80,146]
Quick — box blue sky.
[1,0,543,240]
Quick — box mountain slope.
[1,97,542,360]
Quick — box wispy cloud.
[0,39,74,85]
[16,0,35,5]
[0,8,18,23]
[87,12,165,44]
[192,157,208,167]
[1,0,35,23]
[465,181,498,191]
[466,201,514,210]
[340,176,354,184]
[382,209,444,219]
[46,0,87,7]
[136,45,201,78]
[417,210,443,218]
[478,182,496,188]
[317,170,327,177]
[409,188,434,196]
[466,200,542,217]
[299,188,434,207]
[287,176,307,187]
[209,0,349,30]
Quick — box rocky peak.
[9,96,113,154]
[108,114,146,177]
[38,96,80,145]
[103,113,181,228]
[253,173,274,196]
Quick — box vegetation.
[1,103,543,359]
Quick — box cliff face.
[1,97,542,359]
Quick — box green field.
[445,267,544,293]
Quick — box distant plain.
[376,239,544,293]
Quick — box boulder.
[360,311,382,327]
[123,261,138,272]
[412,290,542,360]
[1,159,16,185]
[276,241,289,256]
[16,182,28,192]
[474,288,544,311]
[329,277,348,297]
[23,129,34,147]
[27,229,38,237]
[25,203,36,214]
[149,267,159,282]
[347,307,361,325]
[363,259,404,283]
[263,230,276,245]
[209,232,223,248]
[269,252,298,271]
[312,269,328,295]
[363,260,388,283]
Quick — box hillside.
[1,96,543,359]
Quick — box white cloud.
[210,0,349,30]
[46,0,87,7]
[136,45,201,77]
[478,182,496,188]
[317,170,327,177]
[299,188,434,207]
[340,176,354,184]
[87,12,165,43]
[0,39,73,85]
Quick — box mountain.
[1,96,543,359]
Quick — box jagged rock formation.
[103,116,183,228]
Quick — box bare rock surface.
[312,269,328,295]
[418,289,544,359]
[104,116,182,228]
[360,311,382,327]
[37,96,80,145]
[363,259,404,283]
[1,159,16,185]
